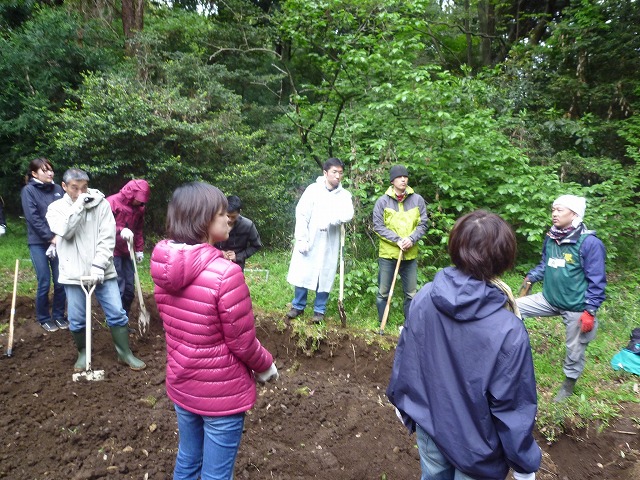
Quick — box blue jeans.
[29,244,66,324]
[416,425,477,480]
[376,257,417,322]
[292,286,329,314]
[114,255,135,314]
[173,404,245,480]
[64,278,128,332]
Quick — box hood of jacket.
[430,267,507,322]
[120,179,150,204]
[28,178,59,193]
[151,240,222,293]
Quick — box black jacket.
[215,215,262,270]
[21,179,64,245]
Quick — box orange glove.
[579,310,595,333]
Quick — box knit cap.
[553,194,586,220]
[389,165,409,182]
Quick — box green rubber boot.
[110,325,146,371]
[71,330,86,372]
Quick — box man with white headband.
[517,194,606,402]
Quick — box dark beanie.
[389,165,409,182]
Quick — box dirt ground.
[1,294,640,480]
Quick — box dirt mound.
[0,295,639,479]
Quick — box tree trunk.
[122,0,144,46]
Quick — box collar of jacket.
[385,184,414,200]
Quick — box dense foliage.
[1,0,639,278]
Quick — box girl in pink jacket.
[150,182,278,480]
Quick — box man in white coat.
[286,158,354,323]
[46,168,145,372]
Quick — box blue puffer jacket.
[21,179,64,245]
[387,267,541,480]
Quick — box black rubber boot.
[554,377,577,402]
[110,325,146,371]
[71,330,86,372]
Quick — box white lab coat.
[286,176,354,292]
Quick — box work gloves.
[89,265,105,285]
[0,224,5,236]
[46,244,57,259]
[72,193,93,214]
[513,472,535,480]
[135,251,144,263]
[580,310,595,333]
[120,228,134,242]
[255,363,279,384]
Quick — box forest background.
[2,0,640,292]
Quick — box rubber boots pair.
[554,377,577,402]
[110,325,146,371]
[71,329,86,372]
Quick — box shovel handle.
[379,251,403,333]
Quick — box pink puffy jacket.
[150,239,273,416]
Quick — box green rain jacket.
[372,185,428,260]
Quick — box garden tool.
[338,224,347,327]
[379,250,403,335]
[128,239,150,335]
[518,279,532,297]
[5,259,18,358]
[72,276,105,381]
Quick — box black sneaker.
[41,321,59,332]
[54,318,69,330]
[312,313,325,324]
[286,308,304,319]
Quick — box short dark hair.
[166,182,228,245]
[227,195,242,213]
[448,210,516,280]
[323,157,344,171]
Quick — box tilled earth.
[1,294,639,480]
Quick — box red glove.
[580,310,595,333]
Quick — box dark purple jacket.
[387,267,541,479]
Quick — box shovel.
[338,224,347,327]
[379,250,403,335]
[5,259,19,358]
[72,277,105,381]
[128,240,150,335]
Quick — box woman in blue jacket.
[21,158,66,332]
[387,210,540,480]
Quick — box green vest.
[542,234,588,311]
[379,187,422,260]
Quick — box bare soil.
[1,294,639,480]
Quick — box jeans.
[64,278,128,332]
[292,286,329,314]
[173,404,245,480]
[516,292,598,379]
[29,244,66,324]
[376,257,417,322]
[416,425,477,480]
[114,255,135,314]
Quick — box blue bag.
[610,327,640,375]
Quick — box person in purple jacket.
[387,210,540,480]
[150,182,278,480]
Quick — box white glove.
[513,472,535,480]
[120,228,134,242]
[135,251,144,263]
[0,224,5,236]
[89,265,105,285]
[255,363,279,384]
[296,240,309,254]
[46,244,57,259]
